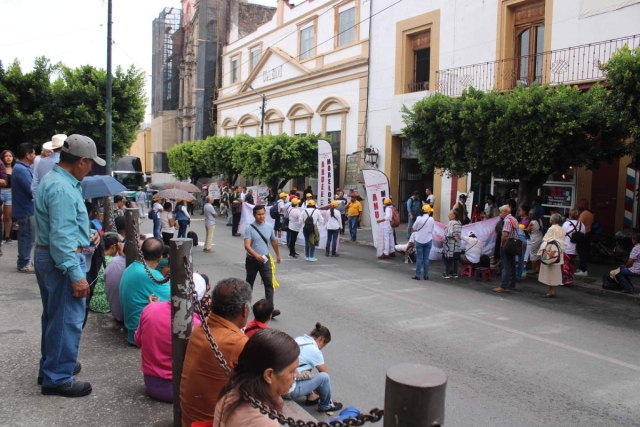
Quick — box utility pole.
[105,0,113,175]
[243,84,266,136]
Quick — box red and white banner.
[362,169,390,251]
[247,185,269,205]
[317,139,334,208]
[428,216,500,260]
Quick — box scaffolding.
[152,7,183,118]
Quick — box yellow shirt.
[346,200,362,217]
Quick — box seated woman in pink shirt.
[134,273,206,402]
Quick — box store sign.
[546,186,572,206]
[344,153,361,187]
[263,65,283,83]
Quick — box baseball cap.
[307,199,316,207]
[279,192,287,198]
[62,134,106,166]
[193,273,206,301]
[305,193,313,198]
[467,231,476,237]
[291,198,300,205]
[459,194,468,199]
[383,197,392,204]
[350,192,358,198]
[422,204,433,213]
[331,200,339,207]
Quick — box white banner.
[362,169,390,250]
[240,202,337,250]
[317,139,334,207]
[247,185,269,205]
[208,184,221,200]
[428,216,499,260]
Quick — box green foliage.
[601,45,640,138]
[402,83,630,204]
[0,57,146,159]
[167,133,320,191]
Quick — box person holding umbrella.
[174,200,191,238]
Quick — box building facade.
[215,0,370,194]
[367,0,640,229]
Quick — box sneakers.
[288,254,299,259]
[18,266,35,273]
[41,380,92,398]
[309,257,318,262]
[574,269,588,277]
[442,273,451,279]
[271,309,281,318]
[451,274,459,279]
[5,238,12,244]
[320,402,343,413]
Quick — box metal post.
[124,208,139,267]
[384,363,447,427]
[105,0,113,174]
[103,196,114,232]
[170,238,194,427]
[260,94,265,136]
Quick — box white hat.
[193,273,206,301]
[42,134,67,151]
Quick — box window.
[408,32,430,92]
[300,25,314,60]
[338,8,355,47]
[250,49,260,71]
[513,2,545,86]
[231,57,239,83]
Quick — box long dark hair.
[1,150,15,167]
[218,329,300,423]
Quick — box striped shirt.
[502,214,519,239]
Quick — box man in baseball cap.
[31,134,69,198]
[62,134,106,166]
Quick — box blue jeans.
[617,265,640,290]
[415,240,432,278]
[35,248,86,387]
[153,218,162,239]
[348,216,358,240]
[287,372,334,410]
[303,229,316,258]
[326,229,339,254]
[16,215,35,268]
[500,247,517,288]
[177,220,189,238]
[516,240,528,281]
[407,217,415,239]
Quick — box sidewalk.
[0,240,317,426]
[340,223,640,301]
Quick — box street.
[1,213,640,426]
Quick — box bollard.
[124,208,139,267]
[384,363,447,427]
[103,196,114,232]
[170,238,194,427]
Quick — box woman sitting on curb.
[284,322,343,413]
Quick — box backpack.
[270,202,279,219]
[390,207,400,228]
[304,209,316,233]
[148,210,156,220]
[569,221,585,245]
[586,209,603,235]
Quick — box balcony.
[407,80,430,93]
[436,34,640,97]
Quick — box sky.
[0,0,277,121]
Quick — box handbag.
[540,240,561,265]
[503,218,522,256]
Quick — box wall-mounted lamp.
[364,145,379,169]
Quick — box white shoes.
[574,269,588,277]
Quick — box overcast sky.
[1,0,277,121]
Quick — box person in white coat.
[286,198,303,258]
[376,198,395,259]
[302,199,324,262]
[325,200,343,257]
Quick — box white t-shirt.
[326,208,342,230]
[160,211,175,234]
[412,215,434,244]
[426,194,435,206]
[288,208,303,232]
[563,219,584,255]
[461,235,483,263]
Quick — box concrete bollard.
[124,208,140,267]
[384,363,447,427]
[170,238,194,427]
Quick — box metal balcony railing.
[407,80,430,93]
[435,34,640,97]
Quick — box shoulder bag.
[503,218,523,256]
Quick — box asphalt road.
[2,212,640,426]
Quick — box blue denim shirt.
[31,151,60,198]
[11,160,34,218]
[35,164,90,282]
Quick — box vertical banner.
[318,139,334,207]
[362,169,390,250]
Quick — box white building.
[367,0,640,227]
[215,0,370,193]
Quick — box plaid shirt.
[501,214,519,239]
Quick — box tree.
[402,83,630,206]
[199,135,242,185]
[234,133,320,192]
[601,45,640,140]
[0,57,146,159]
[166,141,208,182]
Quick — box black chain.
[132,214,170,284]
[181,254,385,426]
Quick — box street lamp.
[242,83,266,136]
[364,145,379,169]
